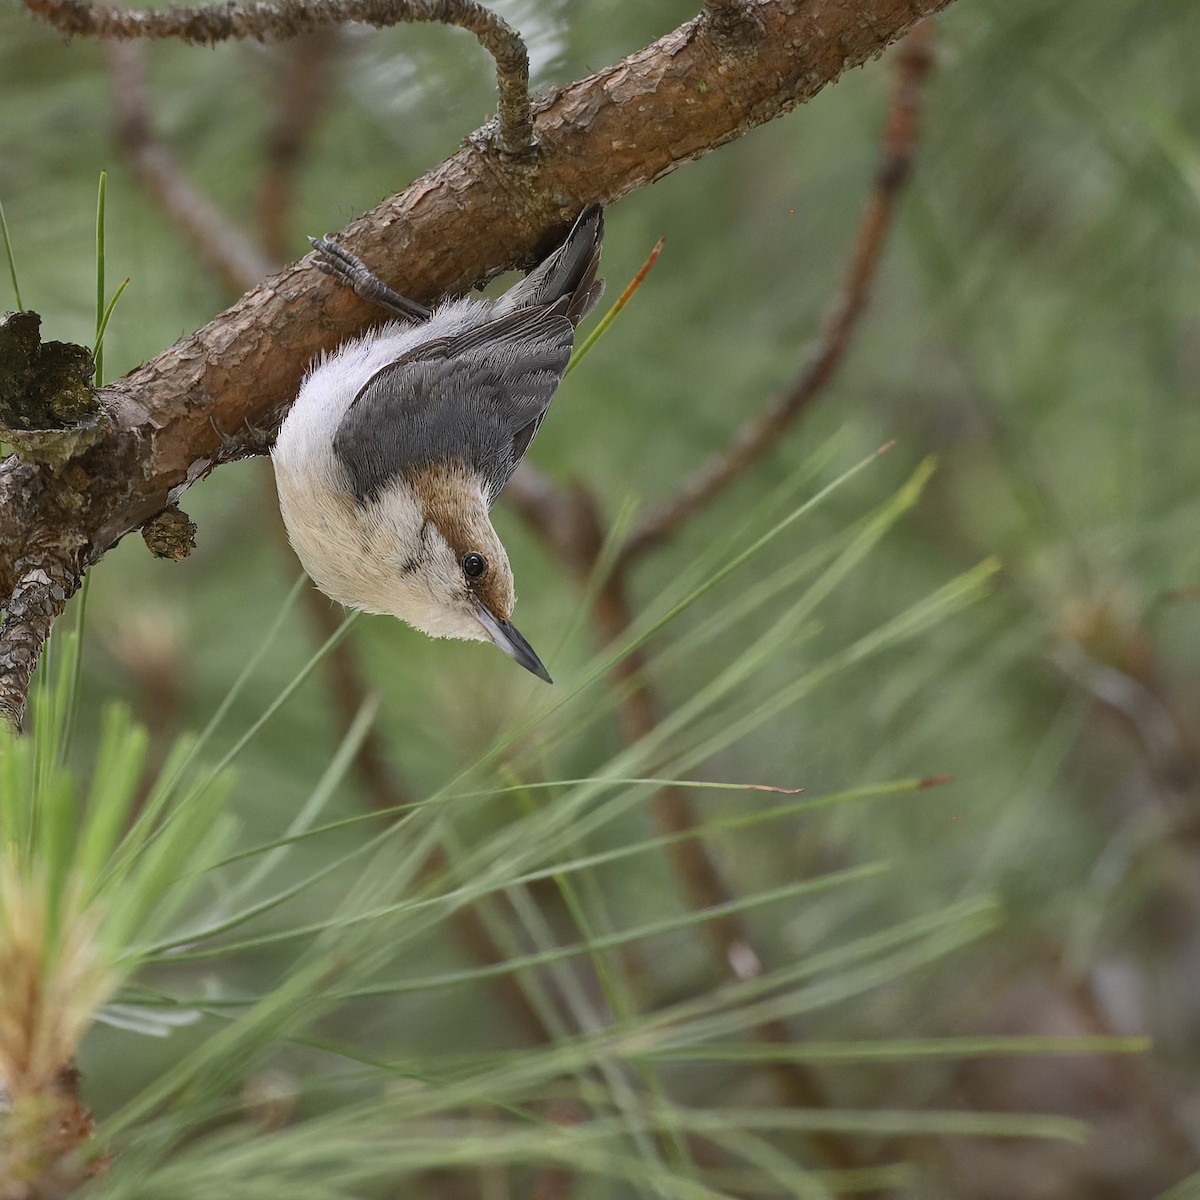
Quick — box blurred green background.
[3,0,1200,1195]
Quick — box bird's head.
[384,462,551,683]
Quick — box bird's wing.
[332,302,575,504]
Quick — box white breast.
[270,301,497,639]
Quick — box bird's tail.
[496,205,605,326]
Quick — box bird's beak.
[473,600,552,683]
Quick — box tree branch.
[257,31,345,265]
[104,41,273,294]
[504,26,937,1172]
[0,0,956,727]
[620,21,934,565]
[514,480,865,1171]
[103,19,570,1046]
[26,0,534,156]
[704,0,754,17]
[0,556,78,730]
[700,0,764,50]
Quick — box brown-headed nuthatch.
[271,206,605,683]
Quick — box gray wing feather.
[333,205,604,505]
[333,303,574,505]
[496,205,605,323]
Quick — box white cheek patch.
[391,525,484,641]
[418,524,462,594]
[272,358,504,647]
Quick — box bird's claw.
[309,235,370,287]
[307,234,432,323]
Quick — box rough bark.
[0,0,958,723]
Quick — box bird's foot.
[309,235,432,323]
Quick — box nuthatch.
[272,206,605,683]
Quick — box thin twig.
[106,27,557,1044]
[289,563,560,1044]
[619,22,934,566]
[1057,955,1200,1174]
[257,31,344,264]
[506,26,939,1178]
[104,41,272,292]
[0,0,959,625]
[566,237,664,378]
[28,0,534,156]
[514,482,863,1171]
[1050,639,1199,812]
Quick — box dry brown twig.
[512,22,935,1175]
[2,14,938,1171]
[103,16,566,1047]
[0,0,955,726]
[105,41,274,293]
[257,31,345,265]
[620,21,934,565]
[28,0,534,156]
[0,0,943,1184]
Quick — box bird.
[271,205,605,684]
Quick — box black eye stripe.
[462,552,488,579]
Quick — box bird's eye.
[462,552,488,579]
